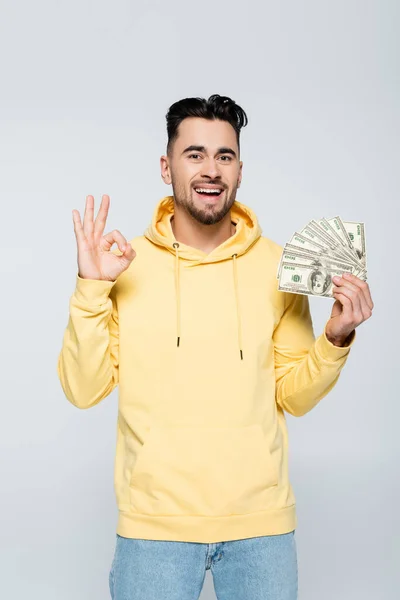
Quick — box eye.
[188,154,201,159]
[220,156,232,161]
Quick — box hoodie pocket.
[129,424,278,517]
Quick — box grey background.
[0,0,398,598]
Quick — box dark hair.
[165,94,248,156]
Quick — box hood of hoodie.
[144,195,262,264]
[143,195,263,359]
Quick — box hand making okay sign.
[72,194,136,282]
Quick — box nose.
[200,157,222,180]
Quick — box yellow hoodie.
[57,195,355,543]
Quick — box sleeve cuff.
[314,325,356,362]
[73,273,117,304]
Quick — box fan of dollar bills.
[277,217,367,298]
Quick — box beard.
[171,178,238,225]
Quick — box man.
[57,94,373,600]
[309,268,331,295]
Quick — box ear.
[160,155,172,185]
[237,160,243,188]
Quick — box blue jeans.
[109,531,298,599]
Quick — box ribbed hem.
[73,273,117,304]
[116,504,297,543]
[314,325,356,362]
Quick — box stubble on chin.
[173,187,236,226]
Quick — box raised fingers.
[94,194,110,239]
[83,195,95,238]
[72,209,86,245]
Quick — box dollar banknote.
[341,221,366,265]
[278,216,367,298]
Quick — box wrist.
[325,327,354,347]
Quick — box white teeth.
[195,188,222,194]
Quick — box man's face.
[160,117,243,225]
[312,273,325,292]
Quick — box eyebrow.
[181,145,237,158]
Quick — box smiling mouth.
[193,187,224,201]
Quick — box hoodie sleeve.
[56,274,119,409]
[273,290,355,417]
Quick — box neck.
[170,202,236,254]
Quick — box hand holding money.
[278,216,373,346]
[277,216,367,298]
[324,271,374,346]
